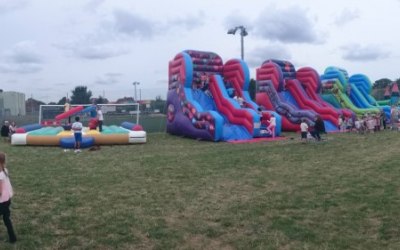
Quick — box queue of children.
[335,111,388,134]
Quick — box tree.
[94,96,109,104]
[372,78,392,89]
[151,95,167,113]
[70,86,92,104]
[57,96,67,105]
[248,78,257,100]
[395,77,400,86]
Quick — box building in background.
[0,90,26,117]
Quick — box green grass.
[0,131,400,249]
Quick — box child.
[340,116,347,132]
[346,117,353,132]
[8,122,17,140]
[366,115,375,133]
[96,106,104,132]
[300,119,309,143]
[355,118,362,134]
[72,116,83,153]
[0,152,17,243]
[267,114,276,138]
[233,91,245,108]
[337,116,343,130]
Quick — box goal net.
[39,103,140,126]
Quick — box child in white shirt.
[300,119,309,142]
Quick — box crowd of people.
[337,111,391,134]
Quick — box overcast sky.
[1,0,399,103]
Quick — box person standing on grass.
[266,114,276,138]
[300,119,309,143]
[96,106,104,132]
[390,105,398,130]
[380,111,386,130]
[311,115,325,141]
[1,121,10,141]
[72,116,83,153]
[337,115,343,130]
[0,152,17,243]
[8,122,17,139]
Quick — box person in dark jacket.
[1,121,10,140]
[311,116,325,141]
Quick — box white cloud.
[74,45,128,60]
[54,27,130,60]
[341,44,390,61]
[224,12,252,30]
[84,0,105,13]
[253,5,322,44]
[0,41,43,74]
[94,72,123,85]
[246,44,292,68]
[335,9,360,26]
[111,9,156,39]
[166,12,205,31]
[0,0,28,14]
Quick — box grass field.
[0,131,399,249]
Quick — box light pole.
[227,25,248,60]
[132,81,140,101]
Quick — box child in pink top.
[267,114,276,138]
[0,152,17,243]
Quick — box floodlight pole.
[227,25,248,60]
[240,33,244,60]
[132,81,140,101]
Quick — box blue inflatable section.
[281,91,300,109]
[222,119,252,141]
[349,84,376,109]
[121,122,135,130]
[20,123,42,132]
[60,137,95,149]
[349,74,390,119]
[324,121,338,132]
[78,105,97,118]
[191,88,252,141]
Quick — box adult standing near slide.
[64,100,71,124]
[97,106,104,132]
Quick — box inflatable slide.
[321,67,380,116]
[348,74,390,118]
[222,58,282,135]
[256,60,340,131]
[167,50,278,141]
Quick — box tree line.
[28,86,167,114]
[371,78,400,100]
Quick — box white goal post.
[39,103,140,125]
